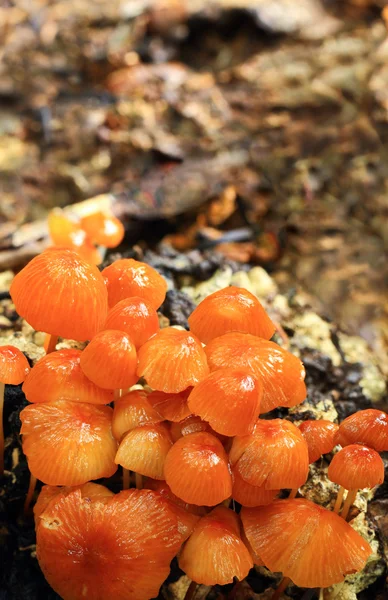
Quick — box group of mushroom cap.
[0,246,387,600]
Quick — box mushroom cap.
[299,419,339,463]
[169,414,226,443]
[147,389,192,422]
[328,444,384,490]
[22,349,114,405]
[205,333,306,413]
[164,431,232,506]
[81,212,125,248]
[80,330,138,390]
[36,488,182,600]
[0,345,30,384]
[188,286,275,344]
[10,248,108,340]
[115,423,173,479]
[179,506,253,585]
[334,409,388,452]
[187,368,262,436]
[230,419,309,489]
[231,466,279,507]
[241,499,372,588]
[48,209,86,248]
[102,258,167,309]
[112,390,162,440]
[137,328,209,393]
[104,296,159,349]
[21,400,117,485]
[34,483,114,523]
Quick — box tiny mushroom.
[81,211,125,249]
[334,409,388,452]
[104,296,159,349]
[102,258,167,309]
[299,419,339,464]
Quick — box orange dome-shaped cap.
[81,212,125,248]
[205,333,306,413]
[102,258,167,309]
[10,248,108,341]
[34,483,114,523]
[230,419,309,490]
[48,209,85,248]
[328,444,384,490]
[164,431,232,506]
[23,349,113,405]
[299,419,339,463]
[188,286,275,344]
[232,467,278,507]
[0,346,30,384]
[112,390,162,440]
[241,499,372,588]
[148,388,192,422]
[334,409,388,452]
[36,488,182,600]
[80,330,138,390]
[105,296,159,349]
[188,368,261,436]
[137,328,209,393]
[21,400,117,485]
[179,506,253,585]
[115,423,173,479]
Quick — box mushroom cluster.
[2,246,386,600]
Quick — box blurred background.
[0,0,387,363]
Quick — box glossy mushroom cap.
[334,409,388,452]
[179,507,253,585]
[81,212,125,248]
[188,368,262,436]
[112,390,162,440]
[299,419,339,463]
[36,488,182,600]
[80,330,138,390]
[241,499,372,588]
[48,209,85,247]
[137,328,209,393]
[164,431,232,506]
[23,349,113,405]
[231,467,278,507]
[21,400,117,485]
[102,258,167,309]
[115,423,173,479]
[34,483,114,523]
[0,346,30,384]
[169,415,222,443]
[205,333,306,413]
[188,286,275,344]
[104,296,159,349]
[230,419,309,490]
[147,389,192,422]
[328,444,384,490]
[10,248,108,341]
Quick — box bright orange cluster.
[2,246,386,600]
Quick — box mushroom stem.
[123,468,130,490]
[44,334,58,354]
[340,489,357,521]
[272,576,291,600]
[24,473,37,516]
[135,472,143,490]
[0,382,5,476]
[289,488,298,499]
[333,486,345,514]
[184,581,198,600]
[273,321,289,350]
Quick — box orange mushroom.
[205,333,306,413]
[102,258,167,309]
[20,400,117,485]
[328,444,384,519]
[188,286,275,344]
[115,423,173,480]
[80,330,138,390]
[231,466,279,507]
[334,409,388,452]
[104,296,159,349]
[48,209,102,265]
[147,388,192,422]
[81,211,125,248]
[112,389,162,441]
[0,345,30,474]
[187,368,262,436]
[36,487,182,600]
[34,482,114,523]
[179,506,253,585]
[164,431,232,506]
[169,415,215,442]
[10,248,108,351]
[299,419,339,463]
[229,419,309,490]
[137,328,209,393]
[22,349,114,405]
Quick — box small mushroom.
[147,388,192,422]
[231,466,279,507]
[299,419,339,463]
[81,211,125,248]
[102,258,167,309]
[112,390,162,441]
[334,409,388,452]
[104,296,159,349]
[115,423,173,480]
[48,209,102,265]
